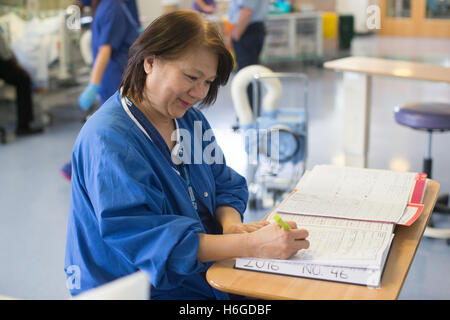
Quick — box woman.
[65,10,309,300]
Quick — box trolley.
[231,65,309,209]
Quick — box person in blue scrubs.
[62,0,139,181]
[64,10,309,300]
[78,0,139,110]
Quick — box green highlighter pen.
[273,214,291,230]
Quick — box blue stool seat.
[395,102,450,243]
[394,102,450,131]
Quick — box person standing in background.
[227,0,270,72]
[227,0,270,117]
[193,0,216,14]
[77,0,139,111]
[61,0,139,180]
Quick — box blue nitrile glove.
[78,83,99,111]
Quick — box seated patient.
[64,10,309,300]
[0,31,43,136]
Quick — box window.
[386,0,412,18]
[426,0,450,19]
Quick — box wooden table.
[323,56,450,168]
[206,180,440,300]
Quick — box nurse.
[65,10,309,300]
[61,0,139,180]
[77,0,139,110]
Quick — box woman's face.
[143,46,218,120]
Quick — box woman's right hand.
[246,221,309,260]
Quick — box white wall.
[136,0,163,27]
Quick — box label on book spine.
[235,258,382,287]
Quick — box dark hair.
[120,10,234,107]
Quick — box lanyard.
[181,164,198,212]
[124,95,199,212]
[125,95,175,168]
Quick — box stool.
[394,102,450,242]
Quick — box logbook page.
[267,212,395,268]
[277,165,417,223]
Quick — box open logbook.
[235,165,427,287]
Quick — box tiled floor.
[0,35,448,299]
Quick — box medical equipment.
[58,7,81,82]
[231,65,309,209]
[79,28,92,65]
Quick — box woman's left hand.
[223,221,270,234]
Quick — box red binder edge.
[410,173,427,204]
[398,173,427,226]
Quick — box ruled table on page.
[268,212,394,268]
[278,166,417,223]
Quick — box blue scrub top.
[91,0,139,104]
[81,0,139,26]
[65,92,248,299]
[124,0,140,28]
